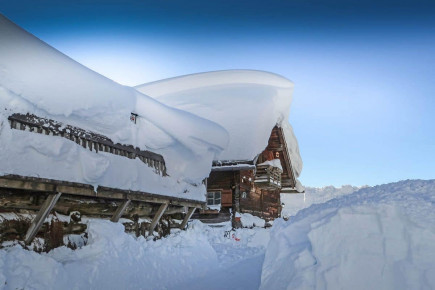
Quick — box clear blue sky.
[1,0,434,187]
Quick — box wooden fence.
[7,113,166,175]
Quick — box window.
[207,191,221,206]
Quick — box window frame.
[207,191,222,206]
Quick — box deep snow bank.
[0,14,228,198]
[262,180,435,290]
[0,219,270,290]
[135,70,303,184]
[0,220,217,290]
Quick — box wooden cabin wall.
[207,171,239,208]
[238,170,281,221]
[207,169,282,221]
[239,187,281,220]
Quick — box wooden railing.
[7,113,166,176]
[254,164,282,189]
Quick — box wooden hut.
[136,70,304,226]
[202,125,300,225]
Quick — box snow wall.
[0,14,229,200]
[261,179,435,290]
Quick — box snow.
[135,70,303,184]
[258,158,283,171]
[0,15,229,200]
[0,219,270,290]
[262,179,435,290]
[281,185,364,218]
[1,180,434,289]
[240,213,266,228]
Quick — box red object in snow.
[232,234,240,241]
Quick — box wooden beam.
[24,192,62,244]
[277,127,297,187]
[148,202,168,235]
[0,177,55,192]
[179,207,196,230]
[0,175,205,209]
[110,200,131,222]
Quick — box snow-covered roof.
[0,14,228,201]
[136,70,303,180]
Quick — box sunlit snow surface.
[1,180,433,290]
[136,70,303,183]
[0,219,270,290]
[0,14,229,200]
[262,179,435,290]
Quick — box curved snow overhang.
[135,70,303,184]
[0,14,229,200]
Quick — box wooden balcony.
[254,164,282,189]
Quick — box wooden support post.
[148,202,168,235]
[110,200,131,222]
[179,207,196,230]
[24,192,62,244]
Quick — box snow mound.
[0,220,218,290]
[135,70,303,181]
[240,213,266,228]
[0,14,229,198]
[0,219,270,290]
[262,180,435,290]
[281,185,364,218]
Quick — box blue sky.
[1,0,434,186]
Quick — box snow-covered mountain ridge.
[281,184,367,217]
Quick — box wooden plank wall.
[207,169,282,221]
[206,126,300,221]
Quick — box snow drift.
[0,14,229,200]
[0,219,270,290]
[261,179,435,290]
[135,70,303,184]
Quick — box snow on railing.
[254,164,282,189]
[7,113,166,176]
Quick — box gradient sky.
[1,0,434,187]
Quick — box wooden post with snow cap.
[179,207,196,230]
[110,199,131,223]
[148,202,169,235]
[24,192,62,244]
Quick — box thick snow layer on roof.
[262,179,435,290]
[135,70,303,179]
[0,14,228,199]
